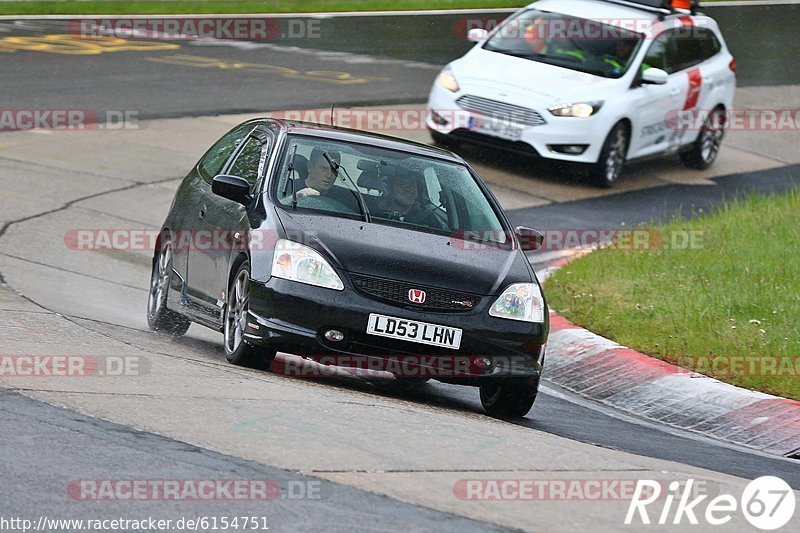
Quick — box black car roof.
[247,118,466,164]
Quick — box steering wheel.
[415,204,450,231]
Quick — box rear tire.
[480,380,537,417]
[591,122,629,188]
[147,237,190,336]
[680,107,725,170]
[224,261,275,369]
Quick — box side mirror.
[212,174,252,206]
[467,28,488,43]
[515,226,544,251]
[641,67,668,85]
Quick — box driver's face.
[392,176,418,209]
[616,40,634,60]
[306,159,336,193]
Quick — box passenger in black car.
[376,169,449,230]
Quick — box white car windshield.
[483,9,644,79]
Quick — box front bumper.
[427,83,607,164]
[244,276,546,383]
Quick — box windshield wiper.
[485,45,537,59]
[282,144,299,210]
[322,151,371,222]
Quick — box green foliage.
[546,190,800,399]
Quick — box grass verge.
[0,1,520,16]
[545,190,800,400]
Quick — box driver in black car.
[377,169,449,230]
[291,147,360,212]
[295,147,340,198]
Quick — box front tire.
[429,129,456,148]
[592,122,629,188]
[147,237,190,336]
[680,107,725,170]
[224,261,274,368]
[480,380,538,417]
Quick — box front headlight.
[548,101,603,118]
[436,66,460,92]
[489,283,545,323]
[271,239,344,290]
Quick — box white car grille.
[456,95,546,127]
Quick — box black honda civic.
[147,118,548,416]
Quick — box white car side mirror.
[467,28,489,42]
[641,67,669,85]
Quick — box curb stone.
[536,251,800,458]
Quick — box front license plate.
[469,115,522,141]
[366,314,462,350]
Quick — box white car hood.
[454,47,622,108]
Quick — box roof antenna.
[330,104,335,127]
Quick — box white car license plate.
[366,314,462,350]
[469,115,522,141]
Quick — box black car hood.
[275,210,533,296]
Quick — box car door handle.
[198,205,206,219]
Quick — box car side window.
[642,31,676,73]
[198,124,252,181]
[228,136,269,193]
[675,28,721,71]
[702,29,722,59]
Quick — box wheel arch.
[227,252,250,294]
[613,118,633,159]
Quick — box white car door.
[672,26,733,146]
[629,29,689,159]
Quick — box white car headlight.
[489,283,545,323]
[271,239,344,290]
[548,101,603,118]
[436,66,460,93]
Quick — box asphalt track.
[2,4,799,120]
[0,389,503,532]
[1,13,800,532]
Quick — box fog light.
[548,144,589,155]
[324,329,345,342]
[431,110,449,126]
[473,356,493,369]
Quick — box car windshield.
[483,9,644,78]
[273,134,509,245]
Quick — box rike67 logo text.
[626,477,795,530]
